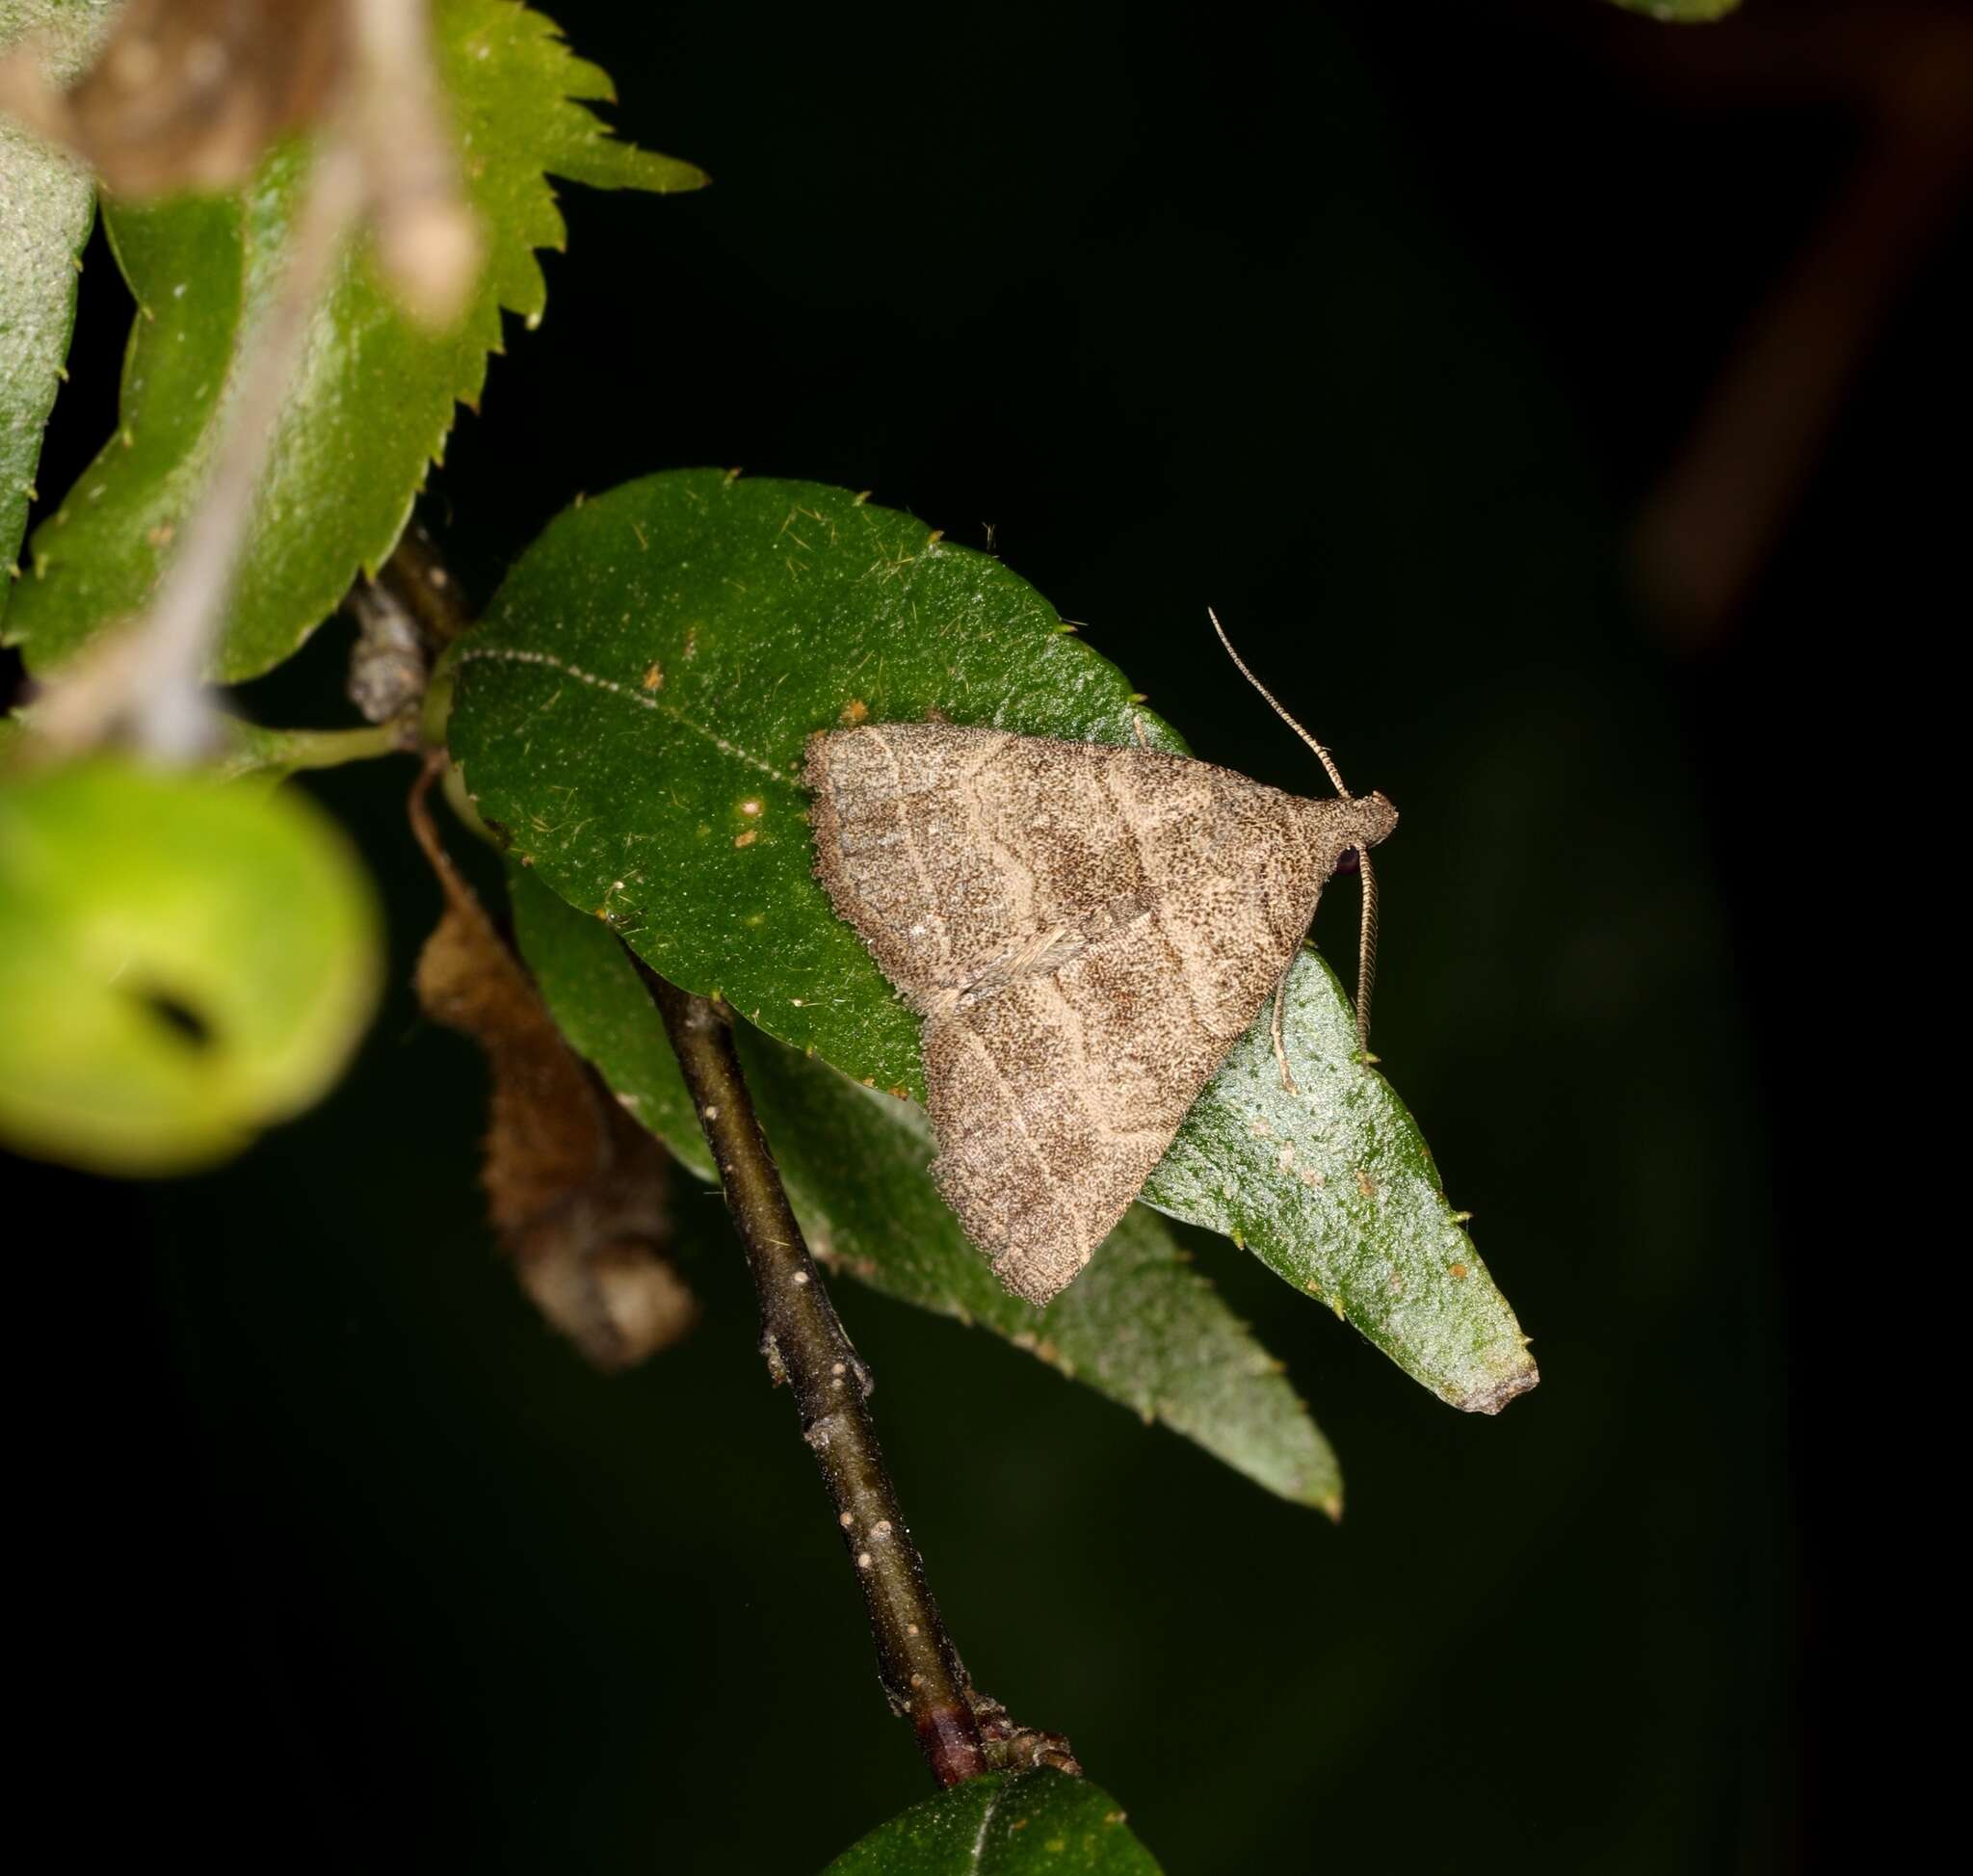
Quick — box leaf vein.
[969,1779,1005,1871]
[459,645,786,780]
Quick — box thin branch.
[35,138,366,759]
[344,0,480,329]
[28,0,478,760]
[1622,3,1973,642]
[636,967,987,1789]
[374,524,475,647]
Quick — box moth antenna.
[1208,607,1351,799]
[1355,844,1380,1063]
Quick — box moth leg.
[1270,965,1299,1096]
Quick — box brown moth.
[806,629,1394,1307]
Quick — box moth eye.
[1330,849,1360,877]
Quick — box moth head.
[1306,788,1397,875]
[1344,788,1398,855]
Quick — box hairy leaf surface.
[826,1771,1161,1876]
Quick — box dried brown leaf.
[0,0,347,197]
[408,763,693,1370]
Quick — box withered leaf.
[0,0,347,198]
[408,764,693,1371]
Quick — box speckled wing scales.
[806,724,1353,1305]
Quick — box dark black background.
[13,1,1960,1868]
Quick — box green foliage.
[506,857,713,1176]
[509,859,1343,1508]
[4,0,702,681]
[0,0,116,630]
[0,756,381,1171]
[1141,949,1534,1411]
[827,1771,1160,1875]
[1603,0,1740,19]
[449,471,1533,1412]
[453,470,1175,1098]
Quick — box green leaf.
[0,0,118,631]
[505,855,713,1181]
[737,1031,1347,1509]
[1140,950,1533,1413]
[748,1044,1347,1510]
[1603,0,1740,19]
[826,1771,1161,1876]
[0,756,381,1172]
[507,855,1340,1509]
[4,0,702,680]
[449,471,1534,1413]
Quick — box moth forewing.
[805,724,1395,1306]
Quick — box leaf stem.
[215,719,406,781]
[637,965,987,1788]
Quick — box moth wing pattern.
[805,722,1364,1305]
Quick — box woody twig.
[20,0,478,760]
[634,966,989,1789]
[32,139,367,759]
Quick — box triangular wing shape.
[806,724,1366,1304]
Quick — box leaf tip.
[1458,1361,1540,1415]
